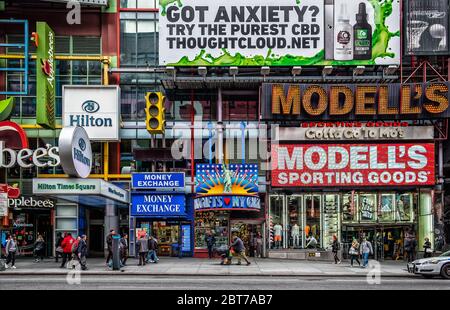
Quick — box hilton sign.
[261,82,450,120]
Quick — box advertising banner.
[159,0,400,66]
[405,0,450,55]
[131,193,186,217]
[36,22,55,129]
[262,82,450,120]
[271,143,435,187]
[63,86,121,141]
[132,172,185,189]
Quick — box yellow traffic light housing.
[145,92,166,135]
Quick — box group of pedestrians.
[57,233,88,270]
[347,237,374,268]
[136,233,160,266]
[105,230,130,267]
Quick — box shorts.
[274,235,282,242]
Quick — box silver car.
[407,250,450,279]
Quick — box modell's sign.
[262,82,450,120]
[271,143,435,187]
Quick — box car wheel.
[422,274,434,279]
[440,264,450,279]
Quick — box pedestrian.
[147,235,158,263]
[77,235,88,270]
[55,232,64,263]
[105,229,115,265]
[137,235,148,266]
[120,233,129,266]
[60,232,75,268]
[423,237,432,258]
[360,237,373,268]
[33,235,46,262]
[230,235,251,266]
[306,234,318,249]
[404,234,417,263]
[205,231,216,259]
[255,232,263,258]
[331,235,341,264]
[5,235,18,269]
[349,238,361,267]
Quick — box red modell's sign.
[271,143,435,187]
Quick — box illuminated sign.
[262,83,450,120]
[271,143,435,187]
[194,164,260,211]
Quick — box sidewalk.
[0,257,414,277]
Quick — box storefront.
[193,163,264,257]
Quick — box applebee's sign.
[0,141,59,168]
[271,143,436,187]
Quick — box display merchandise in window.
[287,196,302,249]
[359,193,377,222]
[396,193,412,222]
[305,195,321,248]
[323,195,340,249]
[342,193,357,222]
[269,196,283,249]
[379,194,395,222]
[195,212,229,249]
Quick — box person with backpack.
[331,235,341,264]
[77,235,88,271]
[5,235,18,269]
[60,232,75,268]
[360,237,373,268]
[33,235,46,262]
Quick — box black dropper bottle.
[353,2,372,60]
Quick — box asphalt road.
[0,275,448,290]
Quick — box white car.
[407,250,450,279]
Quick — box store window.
[269,196,284,249]
[287,195,302,249]
[379,193,396,222]
[323,194,340,248]
[359,193,377,222]
[121,0,157,9]
[305,195,321,247]
[195,211,229,249]
[396,193,413,222]
[342,193,357,223]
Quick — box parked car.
[407,250,450,279]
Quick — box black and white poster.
[405,0,450,55]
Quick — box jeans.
[139,252,147,265]
[362,252,370,267]
[6,252,16,266]
[207,246,214,259]
[350,254,360,266]
[147,250,158,262]
[79,255,87,270]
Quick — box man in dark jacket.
[78,235,88,270]
[120,234,129,266]
[147,236,159,263]
[105,229,115,265]
[205,231,216,259]
[230,235,251,265]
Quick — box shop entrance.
[87,209,105,257]
[231,221,263,257]
[136,220,182,257]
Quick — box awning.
[32,178,129,207]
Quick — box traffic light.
[145,92,165,135]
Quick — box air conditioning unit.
[40,0,108,6]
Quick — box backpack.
[71,240,79,254]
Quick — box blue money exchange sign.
[131,193,186,217]
[132,172,185,189]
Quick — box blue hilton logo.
[78,138,86,151]
[69,100,112,127]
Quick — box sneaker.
[11,266,16,269]
[237,262,242,265]
[338,261,341,264]
[5,265,9,269]
[246,262,251,266]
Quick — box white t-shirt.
[291,225,300,236]
[274,224,282,236]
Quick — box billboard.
[405,0,449,55]
[63,86,121,141]
[159,0,400,66]
[261,82,450,120]
[36,22,55,129]
[271,143,435,187]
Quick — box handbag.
[425,247,433,254]
[56,246,63,254]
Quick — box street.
[0,274,448,290]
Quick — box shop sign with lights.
[261,82,450,120]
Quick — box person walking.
[255,232,263,258]
[55,232,64,263]
[423,237,432,258]
[77,235,88,270]
[230,235,251,266]
[404,234,417,263]
[360,237,373,268]
[120,233,129,266]
[5,235,18,269]
[105,229,115,265]
[349,238,361,267]
[205,231,216,259]
[33,235,46,262]
[60,232,75,268]
[137,235,148,266]
[147,235,159,263]
[331,235,341,264]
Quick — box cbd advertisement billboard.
[159,0,400,66]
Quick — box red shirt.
[61,236,75,253]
